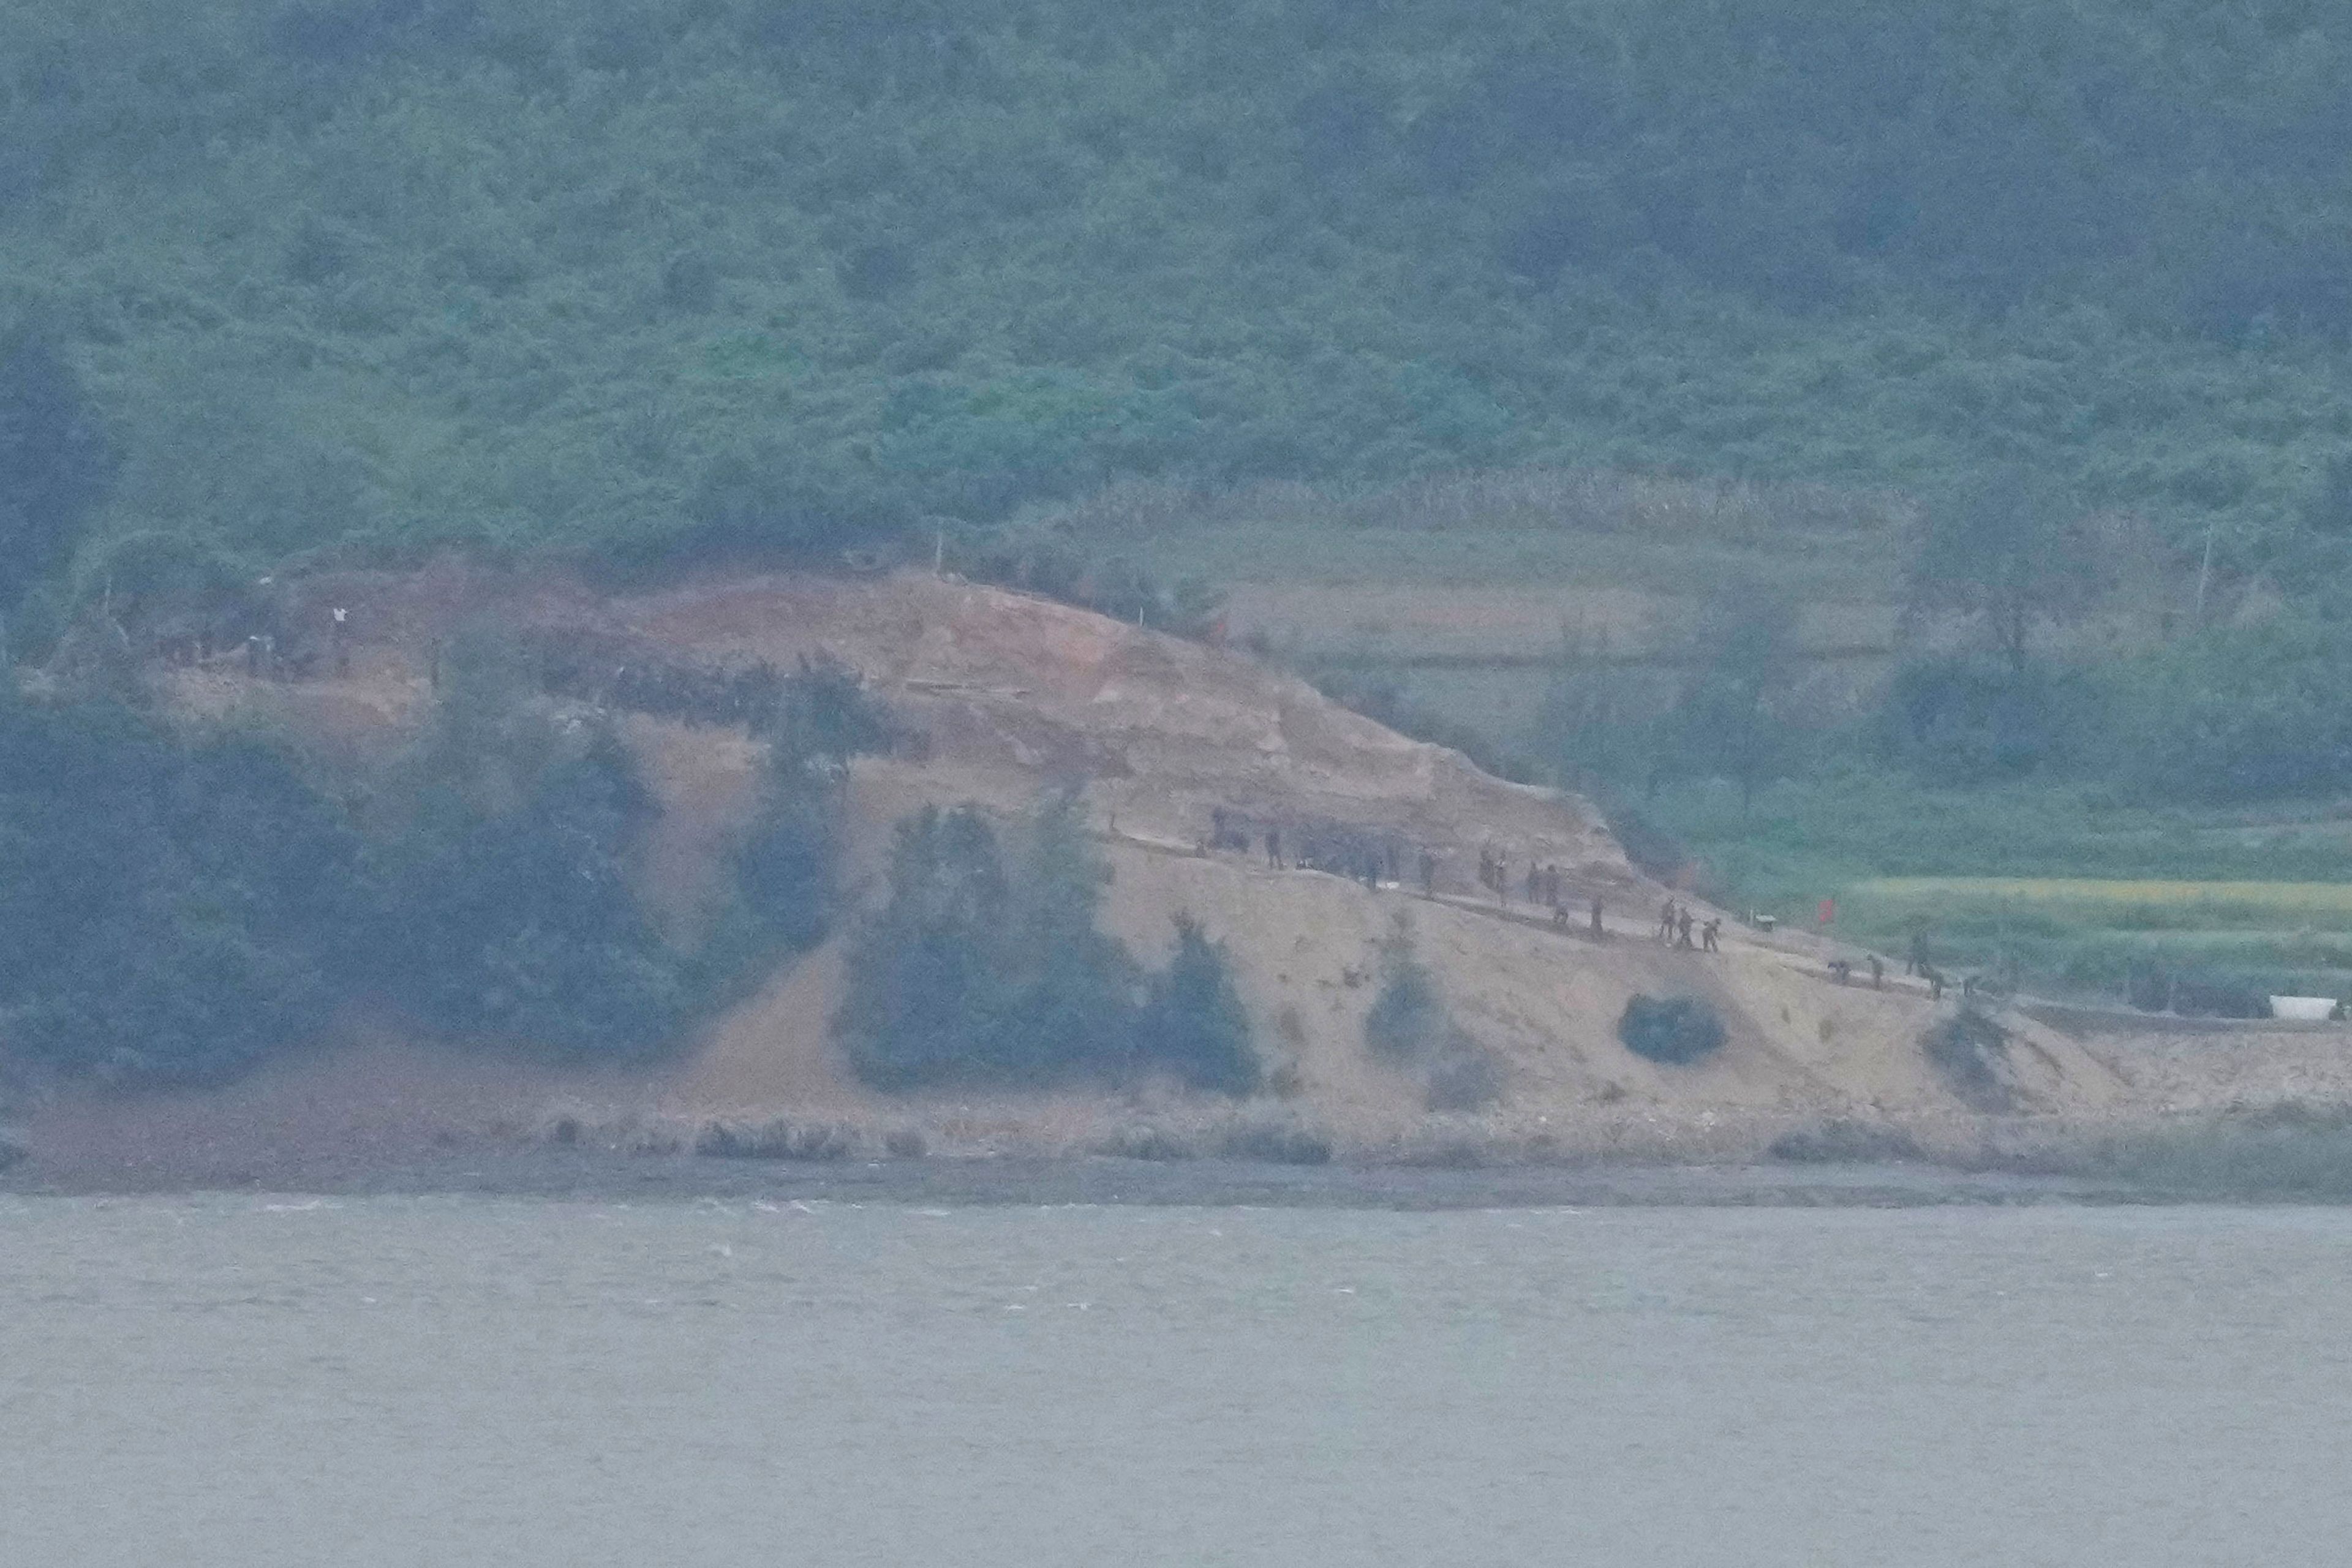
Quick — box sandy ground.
[12,564,2352,1189]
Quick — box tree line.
[0,614,1260,1096]
[1529,469,2352,812]
[7,0,2352,587]
[0,627,875,1087]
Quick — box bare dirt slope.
[36,563,2343,1171]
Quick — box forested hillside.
[17,0,2352,1059]
[8,0,2352,586]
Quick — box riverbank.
[2,1135,2334,1209]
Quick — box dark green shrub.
[1364,916,1448,1061]
[1095,1125,1198,1161]
[0,328,112,609]
[1921,1006,2013,1110]
[1616,995,1727,1065]
[1215,1118,1333,1165]
[1360,914,1506,1108]
[1768,1120,1925,1164]
[983,793,1144,1082]
[1875,656,2081,783]
[733,751,842,954]
[839,798,1265,1092]
[694,1118,858,1161]
[1424,1047,1507,1112]
[2099,616,2352,804]
[754,654,895,761]
[1137,916,1259,1095]
[0,696,355,1085]
[832,804,1022,1089]
[381,727,687,1059]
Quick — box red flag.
[1817,897,1836,928]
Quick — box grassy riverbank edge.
[6,1119,2348,1207]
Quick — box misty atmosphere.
[6,5,2352,1566]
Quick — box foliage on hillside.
[7,0,2352,584]
[835,797,1259,1092]
[0,641,878,1088]
[0,690,356,1084]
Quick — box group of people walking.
[1654,899,1722,953]
[1477,846,1574,911]
[1209,812,1616,939]
[1217,808,1988,1006]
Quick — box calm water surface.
[2,1196,2346,1566]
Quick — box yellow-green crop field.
[1856,879,2352,912]
[1836,878,2352,995]
[1845,879,2352,955]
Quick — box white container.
[2269,995,2338,1022]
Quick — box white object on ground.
[2268,995,2337,1022]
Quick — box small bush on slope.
[1364,914,1506,1110]
[1616,995,1726,1066]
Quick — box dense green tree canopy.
[0,328,111,606]
[5,0,2352,579]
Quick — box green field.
[1607,774,2352,1000]
[1855,878,2352,920]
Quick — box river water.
[3,1195,2345,1566]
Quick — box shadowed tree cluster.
[835,796,1258,1093]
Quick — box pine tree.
[1139,916,1259,1095]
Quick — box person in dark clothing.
[1701,917,1720,952]
[1676,908,1695,949]
[1658,899,1676,942]
[1590,897,1605,941]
